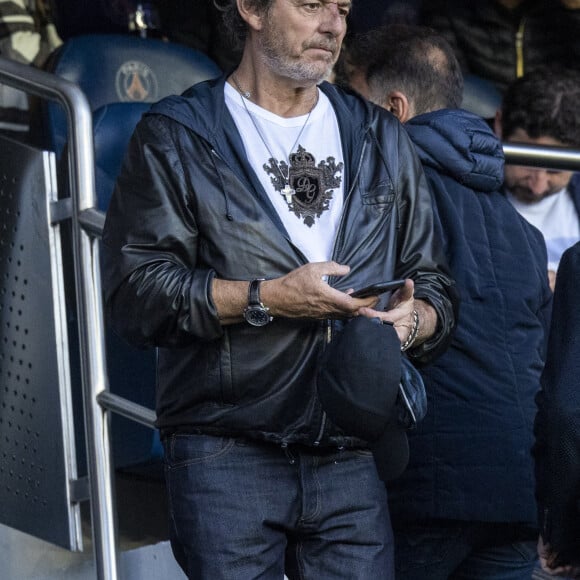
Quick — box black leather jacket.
[102,77,456,445]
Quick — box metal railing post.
[0,56,119,580]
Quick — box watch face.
[244,306,271,327]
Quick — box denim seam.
[167,434,237,469]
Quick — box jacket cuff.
[189,268,224,341]
[408,284,458,364]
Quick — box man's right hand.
[261,261,380,319]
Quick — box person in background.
[421,0,580,95]
[0,0,61,140]
[47,0,138,39]
[340,23,552,579]
[348,0,421,34]
[495,65,580,290]
[534,241,580,578]
[332,0,422,89]
[101,1,457,578]
[155,0,240,71]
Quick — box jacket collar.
[147,75,377,236]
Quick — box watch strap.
[248,278,266,307]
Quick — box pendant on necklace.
[282,183,295,204]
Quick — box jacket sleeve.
[102,114,223,348]
[389,120,458,364]
[534,243,580,565]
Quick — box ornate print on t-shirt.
[264,145,343,228]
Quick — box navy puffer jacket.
[388,109,552,524]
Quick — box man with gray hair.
[101,2,456,578]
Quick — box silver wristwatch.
[243,278,273,327]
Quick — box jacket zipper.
[515,18,526,78]
[313,139,368,446]
[313,320,333,446]
[329,138,368,270]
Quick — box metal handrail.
[0,56,118,580]
[97,392,157,429]
[503,143,580,170]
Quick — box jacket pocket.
[361,181,396,212]
[219,328,236,405]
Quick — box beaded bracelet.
[401,309,420,352]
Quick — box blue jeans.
[163,434,394,579]
[394,520,538,580]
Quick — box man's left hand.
[538,536,580,577]
[357,279,437,348]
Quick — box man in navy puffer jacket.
[342,24,553,579]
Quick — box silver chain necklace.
[231,74,316,205]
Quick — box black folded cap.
[317,316,409,482]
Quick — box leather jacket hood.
[102,76,456,444]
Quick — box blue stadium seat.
[92,101,163,470]
[41,33,221,156]
[462,73,502,121]
[92,102,151,210]
[46,34,221,471]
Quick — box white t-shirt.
[225,83,344,263]
[508,188,580,272]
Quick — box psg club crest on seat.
[264,146,343,227]
[115,60,159,102]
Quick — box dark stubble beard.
[509,185,560,204]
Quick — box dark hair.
[213,0,273,51]
[501,66,580,148]
[344,24,463,113]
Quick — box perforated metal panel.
[0,136,82,550]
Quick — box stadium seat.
[462,73,502,121]
[41,33,221,156]
[92,101,151,210]
[92,101,163,470]
[46,34,221,470]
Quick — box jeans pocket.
[353,448,373,458]
[512,539,538,562]
[164,434,236,469]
